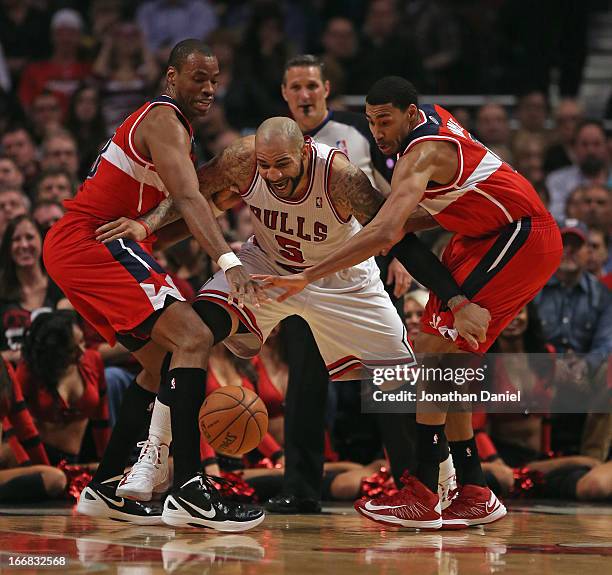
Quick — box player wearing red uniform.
[43,39,264,530]
[260,77,562,530]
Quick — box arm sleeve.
[2,417,30,465]
[91,352,111,459]
[472,412,499,462]
[389,233,462,305]
[8,375,49,465]
[256,432,283,460]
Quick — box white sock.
[148,399,172,445]
[439,453,455,482]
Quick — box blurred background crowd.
[0,0,610,504]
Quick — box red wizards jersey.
[64,95,194,221]
[399,104,548,237]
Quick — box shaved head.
[256,117,304,153]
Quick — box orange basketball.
[199,386,268,456]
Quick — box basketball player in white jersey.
[96,117,489,513]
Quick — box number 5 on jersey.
[275,234,305,263]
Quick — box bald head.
[256,117,304,153]
[255,117,308,199]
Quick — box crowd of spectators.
[0,0,610,503]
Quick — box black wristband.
[389,233,462,306]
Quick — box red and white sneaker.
[355,473,442,530]
[441,484,507,529]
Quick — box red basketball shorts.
[421,215,562,353]
[43,212,185,348]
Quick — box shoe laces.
[129,440,163,479]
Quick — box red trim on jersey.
[195,290,264,340]
[264,144,316,205]
[324,149,352,224]
[238,161,259,198]
[402,135,464,192]
[127,100,193,167]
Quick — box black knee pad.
[192,299,236,345]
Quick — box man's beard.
[579,155,605,177]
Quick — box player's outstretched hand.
[225,266,268,308]
[453,301,491,350]
[96,217,147,243]
[251,273,308,302]
[386,258,412,298]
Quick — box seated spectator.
[40,132,79,180]
[534,219,611,461]
[546,121,611,220]
[475,103,512,163]
[233,205,254,243]
[34,167,75,204]
[402,289,429,343]
[0,0,50,83]
[19,311,110,465]
[581,184,611,274]
[544,98,583,173]
[32,199,64,237]
[474,305,611,500]
[0,155,24,191]
[18,9,91,116]
[225,3,294,129]
[512,90,550,146]
[513,132,546,186]
[66,85,108,179]
[0,358,67,502]
[0,188,29,237]
[28,91,63,143]
[564,185,587,220]
[586,227,611,288]
[1,126,39,194]
[0,215,67,363]
[137,0,218,64]
[93,22,159,134]
[319,17,358,97]
[348,0,421,95]
[535,219,611,376]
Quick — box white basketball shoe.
[116,437,171,501]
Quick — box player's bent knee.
[576,471,611,500]
[39,467,67,497]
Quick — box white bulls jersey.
[239,139,378,282]
[199,139,414,376]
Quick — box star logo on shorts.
[141,271,175,297]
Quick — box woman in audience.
[92,21,159,133]
[402,289,429,343]
[0,358,66,501]
[0,215,67,364]
[18,310,110,465]
[66,85,108,180]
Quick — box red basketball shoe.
[355,473,442,530]
[441,484,507,529]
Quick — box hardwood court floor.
[1,501,611,574]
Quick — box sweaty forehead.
[365,103,396,118]
[181,53,219,74]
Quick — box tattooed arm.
[96,136,256,243]
[327,153,385,225]
[145,135,256,233]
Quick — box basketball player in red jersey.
[43,39,265,531]
[258,77,563,529]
